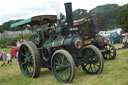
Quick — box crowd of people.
[0,50,12,66]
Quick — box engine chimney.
[64,2,73,29]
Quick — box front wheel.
[51,49,75,83]
[81,45,104,74]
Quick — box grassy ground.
[0,44,128,85]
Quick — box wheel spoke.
[24,68,29,75]
[21,53,26,57]
[93,64,97,72]
[56,57,61,65]
[61,55,65,65]
[28,55,33,62]
[90,64,93,72]
[109,54,112,59]
[22,61,27,65]
[95,64,100,68]
[55,63,59,66]
[62,64,70,68]
[89,50,93,56]
[27,66,32,72]
[88,64,91,71]
[84,63,89,68]
[23,46,28,52]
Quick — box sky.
[0,0,128,25]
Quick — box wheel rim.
[103,44,116,60]
[52,53,72,83]
[81,48,101,74]
[19,45,34,77]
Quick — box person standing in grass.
[7,53,12,65]
[122,34,128,48]
[1,50,7,66]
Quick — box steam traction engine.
[74,14,116,60]
[11,3,104,83]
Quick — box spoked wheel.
[81,45,104,74]
[18,41,40,78]
[51,49,75,83]
[103,43,116,60]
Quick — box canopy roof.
[11,15,57,28]
[73,18,87,27]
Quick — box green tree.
[73,9,88,20]
[0,19,23,32]
[117,4,128,32]
[90,4,120,31]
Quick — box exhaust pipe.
[91,15,98,33]
[64,2,73,29]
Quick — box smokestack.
[92,15,98,33]
[64,2,73,29]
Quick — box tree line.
[0,3,128,33]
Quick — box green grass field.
[0,44,128,85]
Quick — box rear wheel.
[102,43,116,60]
[81,45,104,74]
[18,41,40,78]
[51,49,75,83]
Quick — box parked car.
[99,31,112,37]
[109,32,121,44]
